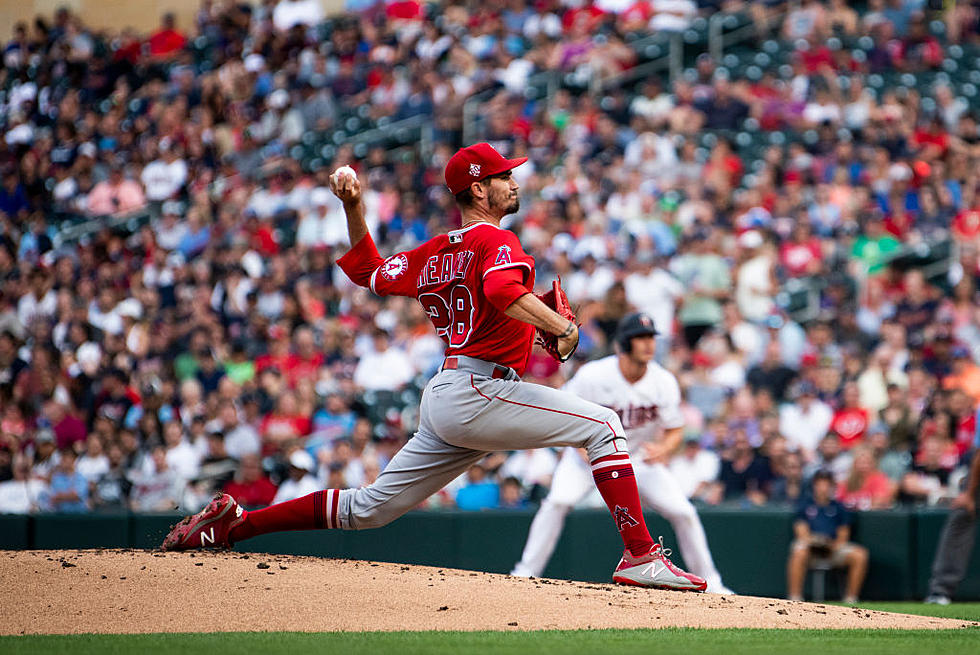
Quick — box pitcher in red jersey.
[161,144,706,592]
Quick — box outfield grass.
[851,602,980,623]
[3,603,977,655]
[2,626,979,655]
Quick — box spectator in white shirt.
[624,251,683,351]
[17,269,57,331]
[206,401,261,460]
[130,446,186,512]
[140,138,188,202]
[778,381,833,462]
[500,448,559,494]
[76,436,110,483]
[158,420,201,481]
[296,187,341,249]
[272,0,323,33]
[669,431,721,501]
[272,449,321,503]
[353,329,415,392]
[154,201,189,251]
[565,253,616,304]
[88,287,124,336]
[650,0,697,33]
[735,231,777,323]
[0,454,48,514]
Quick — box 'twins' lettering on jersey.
[337,223,537,375]
[563,356,685,452]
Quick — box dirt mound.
[1,549,974,634]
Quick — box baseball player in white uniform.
[511,312,733,594]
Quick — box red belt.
[442,356,510,379]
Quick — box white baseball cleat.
[612,536,707,591]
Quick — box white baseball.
[333,165,357,182]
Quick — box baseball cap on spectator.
[692,352,713,368]
[444,143,527,195]
[268,324,289,341]
[792,380,818,399]
[764,313,785,330]
[241,251,264,279]
[738,230,764,250]
[952,345,971,359]
[117,298,143,320]
[268,89,289,109]
[288,449,315,472]
[244,53,266,73]
[35,429,55,444]
[76,342,102,375]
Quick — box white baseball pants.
[511,446,728,593]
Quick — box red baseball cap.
[444,143,527,195]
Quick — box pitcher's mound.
[2,550,975,634]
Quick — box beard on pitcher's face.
[488,181,520,215]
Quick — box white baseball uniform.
[511,355,730,593]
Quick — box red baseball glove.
[535,278,578,363]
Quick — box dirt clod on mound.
[1,549,975,634]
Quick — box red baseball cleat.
[160,493,245,551]
[612,536,707,591]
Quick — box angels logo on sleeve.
[494,244,512,266]
[380,254,409,281]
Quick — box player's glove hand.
[534,278,579,363]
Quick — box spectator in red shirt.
[287,326,324,388]
[147,13,187,61]
[256,325,297,374]
[837,445,897,510]
[831,382,870,450]
[259,390,311,453]
[780,222,823,277]
[894,13,943,72]
[952,203,980,242]
[43,400,87,452]
[913,118,950,160]
[222,453,277,509]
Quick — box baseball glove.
[535,278,578,363]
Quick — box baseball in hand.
[333,165,357,182]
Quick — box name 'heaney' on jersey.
[417,250,475,288]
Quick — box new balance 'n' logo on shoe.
[160,493,246,551]
[612,536,707,591]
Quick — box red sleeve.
[337,233,431,298]
[478,229,534,284]
[484,266,530,312]
[336,234,385,287]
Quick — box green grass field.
[3,603,978,655]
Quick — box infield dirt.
[2,549,976,634]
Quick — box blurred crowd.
[2,0,980,515]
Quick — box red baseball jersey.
[337,223,537,374]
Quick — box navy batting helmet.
[615,312,658,353]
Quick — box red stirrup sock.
[591,453,655,556]
[230,489,341,542]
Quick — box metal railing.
[778,237,957,323]
[53,209,153,248]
